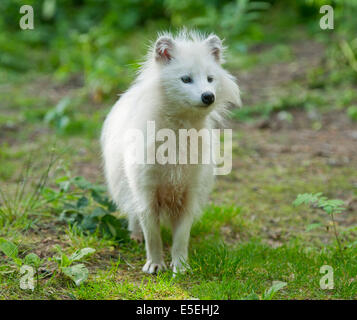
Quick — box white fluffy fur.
[101,30,240,274]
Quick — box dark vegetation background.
[0,0,356,102]
[0,0,356,299]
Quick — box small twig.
[330,212,343,257]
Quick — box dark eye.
[207,76,213,83]
[181,76,193,83]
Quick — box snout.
[201,92,215,106]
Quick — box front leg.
[139,212,166,274]
[170,213,194,275]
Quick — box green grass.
[1,2,357,300]
[1,227,355,299]
[1,188,356,299]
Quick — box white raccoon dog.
[101,31,241,274]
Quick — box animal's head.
[152,31,241,117]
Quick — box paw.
[170,260,188,276]
[130,232,143,243]
[142,260,166,274]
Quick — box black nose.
[201,92,215,105]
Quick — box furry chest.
[152,165,195,216]
[155,183,188,216]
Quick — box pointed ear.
[206,35,223,63]
[155,36,174,63]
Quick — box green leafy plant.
[50,246,95,286]
[44,97,72,132]
[0,237,95,287]
[0,238,24,267]
[44,175,130,243]
[340,39,357,74]
[243,281,287,300]
[0,238,43,289]
[262,281,287,300]
[293,193,346,254]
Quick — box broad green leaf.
[62,264,89,286]
[80,216,98,233]
[24,253,42,268]
[262,281,287,300]
[0,238,18,260]
[55,176,71,192]
[60,253,71,268]
[91,207,107,218]
[55,97,71,114]
[59,116,70,129]
[101,215,129,242]
[59,210,83,225]
[76,196,89,208]
[72,176,93,190]
[70,248,95,262]
[44,109,56,123]
[91,190,116,212]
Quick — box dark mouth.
[198,102,212,108]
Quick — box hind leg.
[128,213,143,242]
